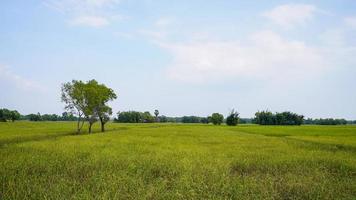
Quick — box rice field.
[1,122,355,199]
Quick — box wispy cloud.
[0,65,47,92]
[344,16,356,29]
[262,4,316,28]
[155,17,174,27]
[160,30,325,83]
[70,15,109,27]
[138,17,175,42]
[44,0,123,27]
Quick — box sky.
[0,0,356,119]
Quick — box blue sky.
[1,0,356,119]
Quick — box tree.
[82,80,100,133]
[61,112,77,121]
[0,109,10,122]
[142,111,155,123]
[116,111,143,123]
[97,105,113,132]
[87,114,98,134]
[0,109,20,122]
[159,115,167,123]
[226,109,239,126]
[200,117,209,124]
[28,113,42,121]
[8,110,20,122]
[154,109,159,122]
[211,113,224,125]
[62,79,117,133]
[90,80,117,132]
[61,80,87,133]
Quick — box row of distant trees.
[304,118,349,125]
[114,111,228,125]
[115,110,356,126]
[2,107,355,126]
[253,111,304,125]
[21,112,78,122]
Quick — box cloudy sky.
[1,0,356,119]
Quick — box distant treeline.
[21,112,78,121]
[114,111,156,123]
[115,111,249,125]
[2,107,356,126]
[252,111,356,125]
[114,111,212,123]
[253,111,304,125]
[304,118,350,125]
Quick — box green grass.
[1,122,356,199]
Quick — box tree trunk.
[101,122,105,132]
[89,123,92,134]
[99,117,105,132]
[77,117,81,134]
[76,114,85,134]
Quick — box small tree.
[97,105,113,132]
[10,110,21,122]
[154,109,159,122]
[87,113,98,134]
[211,113,224,125]
[0,109,10,122]
[61,80,87,134]
[87,80,117,132]
[226,109,239,126]
[142,111,155,123]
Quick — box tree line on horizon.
[1,108,355,126]
[2,79,355,130]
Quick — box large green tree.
[61,80,88,133]
[86,80,117,132]
[61,80,117,134]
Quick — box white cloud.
[70,15,109,27]
[139,29,167,41]
[44,0,121,27]
[114,31,135,39]
[319,29,346,46]
[344,16,356,29]
[262,4,316,28]
[155,17,174,27]
[160,30,326,83]
[0,65,47,92]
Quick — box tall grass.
[1,122,355,199]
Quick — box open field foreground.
[1,122,356,199]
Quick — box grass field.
[1,122,356,199]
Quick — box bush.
[226,110,240,126]
[211,113,224,125]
